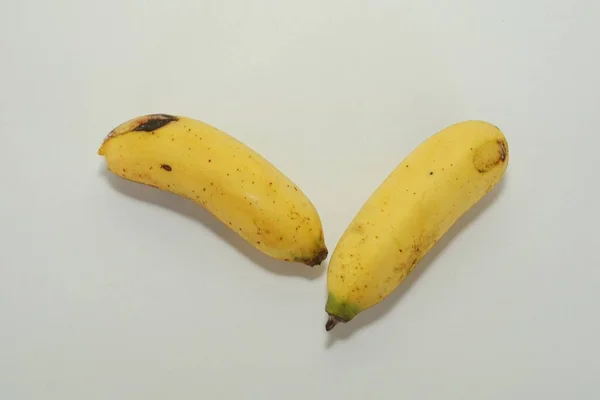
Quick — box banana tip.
[325,314,344,331]
[299,248,328,267]
[98,114,180,156]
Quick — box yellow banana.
[98,114,327,266]
[325,120,508,330]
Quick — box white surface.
[1,0,599,399]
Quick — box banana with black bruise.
[99,114,328,266]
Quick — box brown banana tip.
[304,248,328,267]
[325,314,345,331]
[498,140,507,161]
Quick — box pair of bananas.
[99,114,509,331]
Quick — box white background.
[1,0,599,399]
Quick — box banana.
[98,114,327,266]
[325,121,508,330]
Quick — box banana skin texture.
[325,121,509,330]
[99,114,327,266]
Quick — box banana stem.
[325,314,345,331]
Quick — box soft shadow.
[326,179,507,346]
[99,167,325,280]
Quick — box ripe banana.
[325,120,509,330]
[98,114,327,266]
